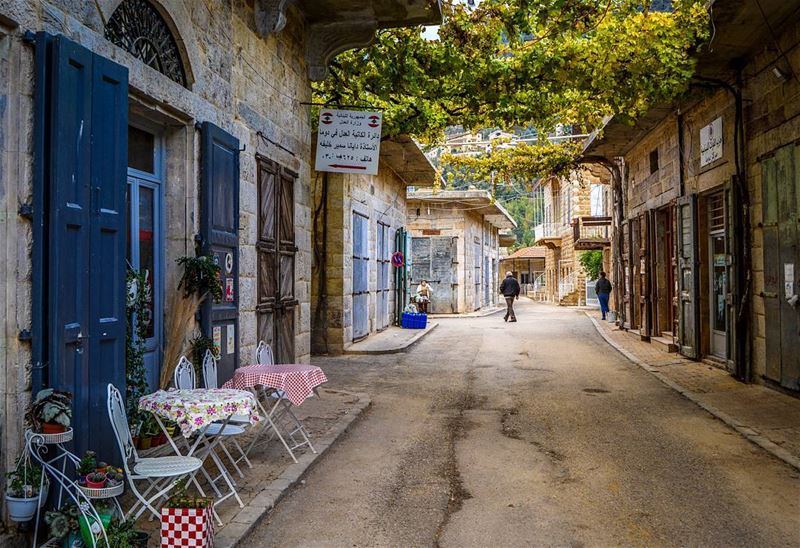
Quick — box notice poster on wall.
[213,326,222,354]
[226,324,235,355]
[700,117,723,167]
[315,109,382,175]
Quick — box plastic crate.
[402,312,427,329]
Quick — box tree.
[315,0,710,146]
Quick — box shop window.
[105,0,188,87]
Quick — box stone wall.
[0,0,313,501]
[406,201,501,313]
[311,165,409,354]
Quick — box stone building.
[406,189,516,314]
[583,0,800,392]
[499,246,547,291]
[311,136,436,354]
[0,0,441,514]
[533,169,613,305]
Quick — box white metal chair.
[249,341,316,461]
[107,384,203,521]
[173,355,249,480]
[201,350,253,472]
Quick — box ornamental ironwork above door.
[105,0,187,87]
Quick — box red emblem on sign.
[321,112,333,125]
[368,115,380,128]
[391,252,405,268]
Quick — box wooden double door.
[256,157,297,365]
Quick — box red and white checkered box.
[161,507,214,547]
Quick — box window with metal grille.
[709,192,725,231]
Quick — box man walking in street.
[500,271,521,322]
[596,271,612,320]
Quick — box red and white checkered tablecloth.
[221,364,327,406]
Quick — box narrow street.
[245,299,800,547]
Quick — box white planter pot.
[5,494,39,522]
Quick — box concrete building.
[583,0,800,392]
[533,169,613,305]
[0,0,441,513]
[406,189,516,314]
[311,136,436,354]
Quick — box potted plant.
[161,482,214,547]
[107,517,149,548]
[78,500,114,547]
[75,450,96,487]
[137,412,160,450]
[5,455,47,522]
[105,469,124,488]
[26,389,73,434]
[95,461,109,474]
[45,503,82,548]
[85,472,106,489]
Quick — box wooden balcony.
[572,216,611,250]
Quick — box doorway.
[653,207,675,337]
[708,192,727,359]
[256,157,297,364]
[127,124,163,390]
[352,212,370,341]
[376,222,390,331]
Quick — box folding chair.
[107,384,203,521]
[201,350,253,473]
[249,341,316,461]
[173,356,250,480]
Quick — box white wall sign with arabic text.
[315,109,382,175]
[700,117,723,167]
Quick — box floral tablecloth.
[139,388,259,436]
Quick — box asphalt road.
[244,300,800,547]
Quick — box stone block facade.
[406,190,514,314]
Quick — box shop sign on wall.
[700,117,723,167]
[315,109,382,175]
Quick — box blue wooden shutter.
[200,122,240,383]
[46,35,128,458]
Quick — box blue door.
[352,212,369,340]
[43,35,128,459]
[200,122,240,384]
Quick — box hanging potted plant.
[5,454,47,522]
[26,389,73,434]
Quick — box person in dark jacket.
[499,271,521,322]
[595,271,612,320]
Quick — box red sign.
[321,112,333,125]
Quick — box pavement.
[242,300,800,547]
[428,305,504,319]
[345,323,438,354]
[587,310,800,471]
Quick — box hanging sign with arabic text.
[315,109,382,175]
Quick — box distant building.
[533,169,613,305]
[406,190,517,313]
[499,246,547,299]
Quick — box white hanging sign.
[700,117,723,167]
[315,109,382,175]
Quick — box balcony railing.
[572,216,612,249]
[534,222,562,243]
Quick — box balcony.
[572,216,612,250]
[533,223,562,248]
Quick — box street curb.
[344,322,438,355]
[216,392,373,547]
[585,313,800,473]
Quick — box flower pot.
[85,474,106,489]
[42,423,66,434]
[5,494,39,522]
[79,510,113,547]
[130,531,150,548]
[138,436,152,450]
[63,531,82,548]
